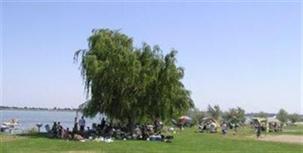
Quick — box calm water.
[0,110,102,132]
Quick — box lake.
[0,110,102,133]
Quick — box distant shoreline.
[1,106,301,116]
[0,106,78,112]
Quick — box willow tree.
[135,43,194,121]
[74,29,193,130]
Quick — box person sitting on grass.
[160,128,174,143]
[141,124,150,140]
[92,123,97,134]
[133,125,143,140]
[72,122,79,139]
[63,128,71,139]
[198,123,207,133]
[149,131,174,143]
[103,123,113,139]
[154,118,162,133]
[84,126,94,139]
[162,134,174,143]
[73,133,84,141]
[209,122,217,133]
[149,132,162,141]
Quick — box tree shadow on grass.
[17,132,52,139]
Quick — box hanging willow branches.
[74,29,194,128]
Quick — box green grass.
[281,125,303,135]
[234,125,303,136]
[1,128,302,153]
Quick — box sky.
[1,0,302,114]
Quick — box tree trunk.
[127,117,136,134]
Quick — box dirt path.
[1,135,19,142]
[257,135,303,144]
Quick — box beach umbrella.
[179,116,192,124]
[179,116,192,120]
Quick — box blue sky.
[1,1,301,113]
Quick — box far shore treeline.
[1,105,302,125]
[0,106,78,111]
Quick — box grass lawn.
[1,128,302,153]
[281,125,303,135]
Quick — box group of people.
[198,121,218,133]
[46,121,69,139]
[44,116,268,143]
[113,122,173,142]
[199,120,264,138]
[198,120,243,137]
[45,116,87,140]
[268,122,282,132]
[45,117,173,143]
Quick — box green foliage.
[276,109,288,123]
[74,29,193,127]
[207,105,222,121]
[288,113,301,124]
[187,108,206,125]
[223,107,246,125]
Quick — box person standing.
[72,122,78,139]
[154,118,161,133]
[256,123,261,139]
[79,116,86,133]
[74,117,78,125]
[57,122,63,138]
[221,122,227,135]
[51,122,58,137]
[100,118,106,130]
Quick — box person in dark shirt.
[100,118,106,130]
[72,122,78,139]
[256,123,261,138]
[51,122,57,137]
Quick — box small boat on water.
[1,119,19,132]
